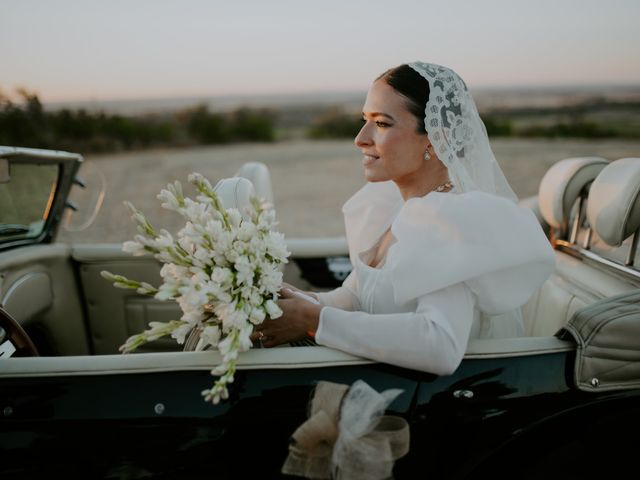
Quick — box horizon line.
[35,81,640,106]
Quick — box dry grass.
[57,138,640,244]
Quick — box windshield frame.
[0,146,83,251]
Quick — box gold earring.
[423,150,431,161]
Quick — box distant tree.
[229,107,275,142]
[519,121,618,138]
[480,115,513,137]
[307,108,361,139]
[0,88,50,147]
[185,105,229,144]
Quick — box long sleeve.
[315,272,360,311]
[315,282,476,375]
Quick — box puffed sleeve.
[343,184,555,316]
[385,190,555,314]
[315,272,360,311]
[315,282,476,375]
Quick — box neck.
[395,163,451,201]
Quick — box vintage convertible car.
[1,146,640,479]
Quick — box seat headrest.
[538,157,609,229]
[235,162,274,205]
[587,158,640,247]
[213,177,255,217]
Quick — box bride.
[252,62,555,374]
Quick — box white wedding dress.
[314,181,555,375]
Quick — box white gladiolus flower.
[213,302,236,326]
[260,265,283,293]
[155,284,177,301]
[229,310,248,330]
[239,286,254,301]
[223,348,239,362]
[156,251,174,264]
[216,302,248,331]
[264,299,283,318]
[188,172,214,192]
[227,209,242,228]
[122,240,146,256]
[237,222,256,241]
[207,284,232,304]
[266,231,289,260]
[153,229,174,248]
[108,171,290,405]
[230,242,246,263]
[235,256,254,286]
[215,231,233,254]
[205,218,224,238]
[136,282,157,295]
[170,323,193,344]
[249,307,266,325]
[249,289,263,306]
[157,182,183,211]
[201,325,221,348]
[217,335,233,356]
[133,233,150,247]
[224,248,239,264]
[211,267,232,285]
[162,263,189,279]
[192,246,211,267]
[257,209,276,230]
[238,324,254,351]
[177,297,206,325]
[124,202,152,233]
[183,198,210,225]
[180,309,205,325]
[180,287,207,309]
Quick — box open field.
[57,138,640,244]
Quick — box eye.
[375,121,391,128]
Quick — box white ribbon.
[282,380,409,480]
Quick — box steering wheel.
[0,306,39,357]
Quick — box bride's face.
[355,79,430,184]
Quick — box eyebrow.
[362,111,395,121]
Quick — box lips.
[362,154,379,166]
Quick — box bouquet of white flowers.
[101,173,289,404]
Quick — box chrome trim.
[555,240,640,283]
[583,226,593,249]
[626,230,639,266]
[569,196,585,244]
[0,145,83,164]
[0,272,46,307]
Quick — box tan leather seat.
[213,177,256,215]
[538,156,609,240]
[235,162,274,205]
[522,156,630,336]
[587,158,640,250]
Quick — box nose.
[354,122,372,148]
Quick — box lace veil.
[338,62,555,337]
[408,62,517,202]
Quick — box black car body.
[1,146,639,479]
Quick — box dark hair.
[377,64,430,134]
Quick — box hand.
[251,288,322,348]
[280,282,319,302]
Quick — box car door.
[0,147,89,356]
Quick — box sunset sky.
[2,0,639,102]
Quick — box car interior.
[1,151,640,378]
